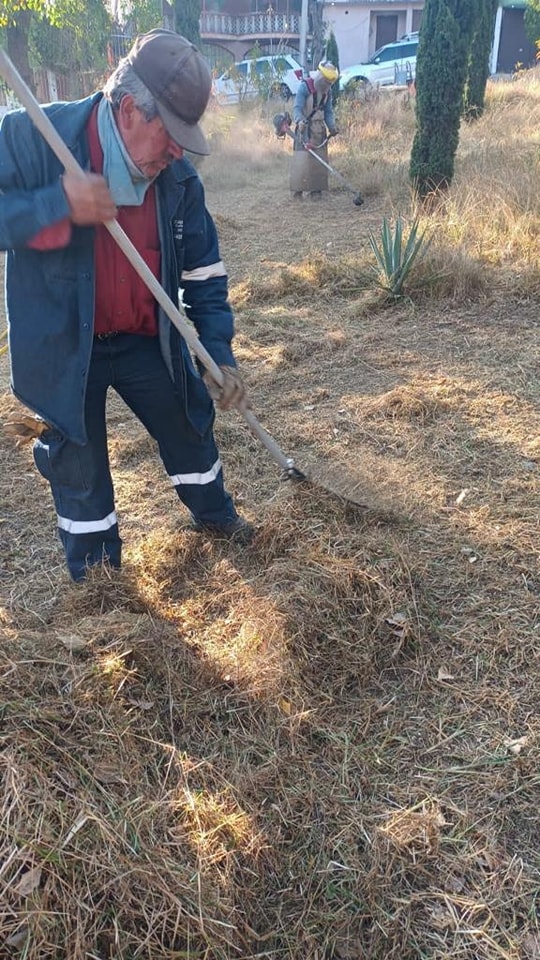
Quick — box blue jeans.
[34,334,237,581]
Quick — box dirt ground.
[1,91,539,959]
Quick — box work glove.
[298,119,307,132]
[203,365,250,413]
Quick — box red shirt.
[87,105,160,336]
[28,102,160,337]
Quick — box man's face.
[116,96,184,178]
[314,75,331,94]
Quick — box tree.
[0,1,112,93]
[309,0,325,70]
[409,0,479,199]
[174,0,201,46]
[0,1,44,93]
[31,0,111,76]
[325,29,340,104]
[115,0,162,37]
[463,0,498,119]
[524,0,540,47]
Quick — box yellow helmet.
[318,60,339,83]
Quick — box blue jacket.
[0,92,235,444]
[292,79,336,132]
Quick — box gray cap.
[127,29,212,155]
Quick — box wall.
[324,6,371,66]
[322,3,423,69]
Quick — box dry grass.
[1,70,540,959]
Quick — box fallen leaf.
[278,698,292,716]
[6,927,30,948]
[445,874,465,893]
[437,666,455,681]
[505,735,529,755]
[93,763,126,784]
[57,632,88,652]
[522,933,540,959]
[386,612,407,627]
[15,866,42,897]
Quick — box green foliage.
[368,216,430,298]
[410,0,480,198]
[115,0,161,36]
[30,0,111,73]
[525,0,540,46]
[325,29,340,104]
[463,0,498,120]
[175,0,201,45]
[0,0,107,30]
[0,1,47,29]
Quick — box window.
[397,42,418,59]
[375,46,401,63]
[254,60,272,76]
[412,10,423,32]
[371,41,418,64]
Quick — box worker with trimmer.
[0,29,253,582]
[290,60,339,200]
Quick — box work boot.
[310,190,322,200]
[292,191,303,200]
[187,515,255,545]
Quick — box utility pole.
[299,0,308,71]
[162,0,175,31]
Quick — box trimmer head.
[272,112,292,139]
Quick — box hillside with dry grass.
[1,72,539,960]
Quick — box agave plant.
[368,216,430,299]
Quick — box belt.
[94,331,121,340]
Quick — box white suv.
[339,34,419,91]
[214,54,305,105]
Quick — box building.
[200,0,305,68]
[200,0,537,75]
[491,0,537,74]
[321,0,424,68]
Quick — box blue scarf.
[97,97,155,206]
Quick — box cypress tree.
[524,0,540,46]
[410,0,479,198]
[174,0,201,46]
[325,29,341,104]
[463,0,498,119]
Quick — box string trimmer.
[0,51,367,508]
[273,112,364,207]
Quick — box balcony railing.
[201,12,300,37]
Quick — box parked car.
[339,33,419,91]
[214,54,305,105]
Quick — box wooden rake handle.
[0,50,296,474]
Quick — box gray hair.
[103,57,159,122]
